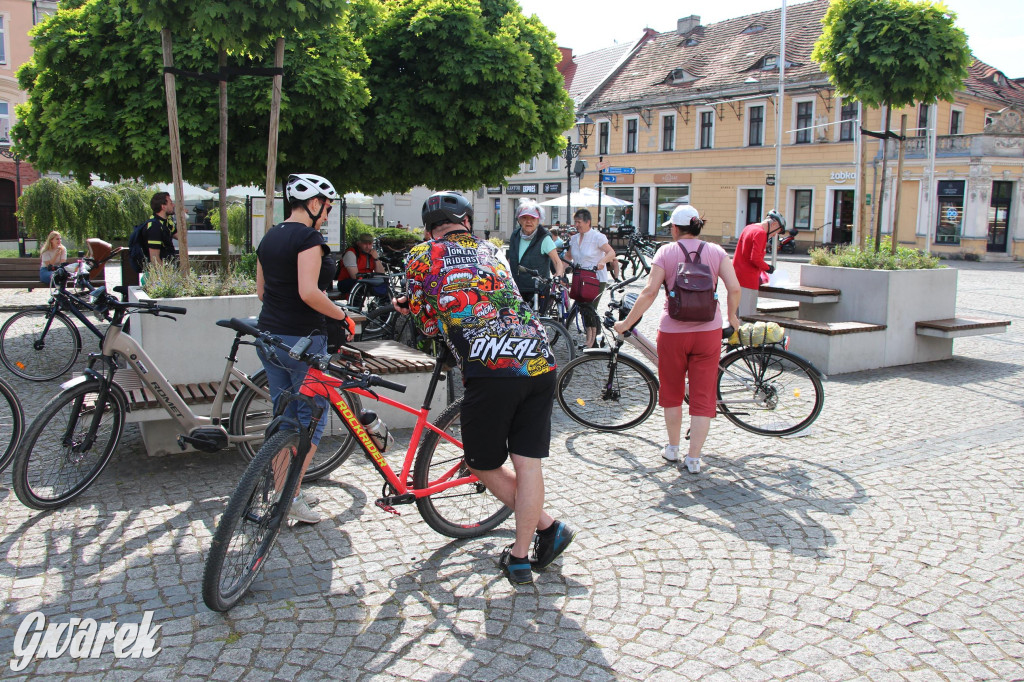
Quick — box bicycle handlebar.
[220,317,407,393]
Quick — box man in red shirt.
[733,210,786,316]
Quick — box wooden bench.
[349,339,437,374]
[0,257,105,291]
[916,317,1011,339]
[756,299,799,316]
[758,283,841,304]
[742,313,886,336]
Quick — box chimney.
[558,47,573,65]
[677,15,700,35]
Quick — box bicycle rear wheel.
[717,347,824,436]
[0,376,24,474]
[12,381,125,510]
[203,430,302,612]
[358,304,401,341]
[413,400,512,539]
[0,309,81,381]
[230,370,360,482]
[555,352,659,431]
[541,318,576,370]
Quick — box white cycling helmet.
[285,173,340,203]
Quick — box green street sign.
[866,193,872,206]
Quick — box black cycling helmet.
[766,209,786,230]
[422,192,473,231]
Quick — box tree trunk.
[263,37,285,245]
[873,105,891,253]
[890,114,907,256]
[219,47,229,273]
[160,29,189,276]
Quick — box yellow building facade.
[578,2,1024,260]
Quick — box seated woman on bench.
[39,231,68,284]
[336,232,387,298]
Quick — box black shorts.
[460,372,557,471]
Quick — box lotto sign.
[945,207,959,222]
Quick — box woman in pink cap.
[507,200,565,312]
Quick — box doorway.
[0,180,15,241]
[831,190,854,244]
[988,181,1011,253]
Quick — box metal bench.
[916,317,1011,339]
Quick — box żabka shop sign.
[830,171,857,184]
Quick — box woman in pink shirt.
[614,206,741,474]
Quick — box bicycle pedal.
[374,499,401,516]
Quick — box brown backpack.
[665,241,717,322]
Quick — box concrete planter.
[798,265,958,370]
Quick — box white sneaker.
[298,489,319,507]
[684,456,701,474]
[288,496,321,524]
[662,445,679,462]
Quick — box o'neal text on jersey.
[469,334,542,365]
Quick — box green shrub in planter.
[808,237,941,270]
[142,258,256,298]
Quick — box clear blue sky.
[517,0,1024,78]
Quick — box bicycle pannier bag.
[666,242,717,322]
[569,268,601,303]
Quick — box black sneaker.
[499,545,534,585]
[531,521,577,570]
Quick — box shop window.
[655,186,690,236]
[603,187,634,230]
[793,190,812,230]
[935,180,965,245]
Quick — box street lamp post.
[0,140,25,257]
[564,115,594,226]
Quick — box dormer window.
[684,38,699,47]
[763,55,777,70]
[670,68,696,84]
[741,24,766,35]
[992,72,1003,86]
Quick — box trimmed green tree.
[812,0,972,252]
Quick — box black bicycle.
[0,249,123,381]
[616,231,656,279]
[0,374,24,474]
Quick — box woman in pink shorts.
[614,205,741,474]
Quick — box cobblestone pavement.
[0,260,1022,680]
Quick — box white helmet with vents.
[285,173,340,202]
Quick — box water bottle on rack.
[359,409,394,453]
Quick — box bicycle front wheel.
[556,352,659,431]
[413,400,512,539]
[203,430,302,612]
[0,376,25,474]
[541,319,577,370]
[230,370,360,482]
[717,347,824,436]
[12,381,125,509]
[0,309,81,381]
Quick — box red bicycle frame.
[298,367,478,499]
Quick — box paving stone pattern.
[0,261,1022,680]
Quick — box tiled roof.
[962,60,1024,108]
[585,0,831,111]
[565,42,635,106]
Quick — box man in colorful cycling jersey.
[395,191,576,586]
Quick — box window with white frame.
[625,117,638,153]
[527,157,536,172]
[917,103,929,137]
[598,121,609,155]
[698,109,714,149]
[661,113,675,151]
[793,189,813,230]
[549,154,560,171]
[0,16,6,65]
[794,100,813,144]
[949,107,964,135]
[747,104,764,146]
[839,100,859,141]
[0,101,9,141]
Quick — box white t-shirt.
[568,229,612,283]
